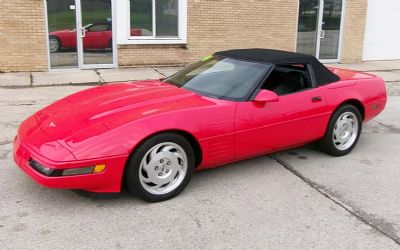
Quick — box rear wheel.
[317,105,362,156]
[124,133,195,202]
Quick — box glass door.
[47,0,79,69]
[77,0,115,69]
[296,0,320,57]
[47,0,115,69]
[318,0,343,60]
[296,0,344,62]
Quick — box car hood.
[50,29,72,35]
[35,81,210,146]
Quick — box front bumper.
[13,134,128,193]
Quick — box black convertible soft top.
[215,48,340,85]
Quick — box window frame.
[116,0,187,45]
[258,63,316,97]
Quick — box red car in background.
[49,22,112,53]
[14,49,387,202]
[49,21,147,53]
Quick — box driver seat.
[272,71,305,96]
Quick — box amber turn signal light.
[93,164,106,173]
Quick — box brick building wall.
[0,0,368,72]
[118,0,299,67]
[0,0,48,72]
[341,0,368,63]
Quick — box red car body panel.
[50,29,112,49]
[50,30,78,48]
[50,28,142,50]
[13,67,387,193]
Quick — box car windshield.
[164,56,271,101]
[72,24,92,31]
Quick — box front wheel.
[317,105,362,156]
[49,36,61,53]
[124,133,195,202]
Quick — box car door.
[60,31,77,48]
[234,65,332,161]
[83,24,111,49]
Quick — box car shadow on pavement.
[59,144,323,204]
[9,141,334,208]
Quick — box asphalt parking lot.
[0,84,399,249]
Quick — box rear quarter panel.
[324,73,387,122]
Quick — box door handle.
[319,30,325,39]
[312,96,322,103]
[80,27,86,38]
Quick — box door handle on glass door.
[80,27,86,38]
[319,30,325,39]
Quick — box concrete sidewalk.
[330,60,400,83]
[1,60,400,88]
[0,67,182,87]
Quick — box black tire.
[107,39,113,50]
[124,133,195,202]
[49,36,61,53]
[317,104,362,156]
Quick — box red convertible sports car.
[49,22,113,53]
[49,21,148,53]
[14,49,387,202]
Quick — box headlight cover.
[28,158,106,177]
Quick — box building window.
[122,0,186,44]
[131,0,179,38]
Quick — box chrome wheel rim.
[139,142,187,195]
[49,38,59,53]
[333,112,359,151]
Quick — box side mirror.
[253,90,279,103]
